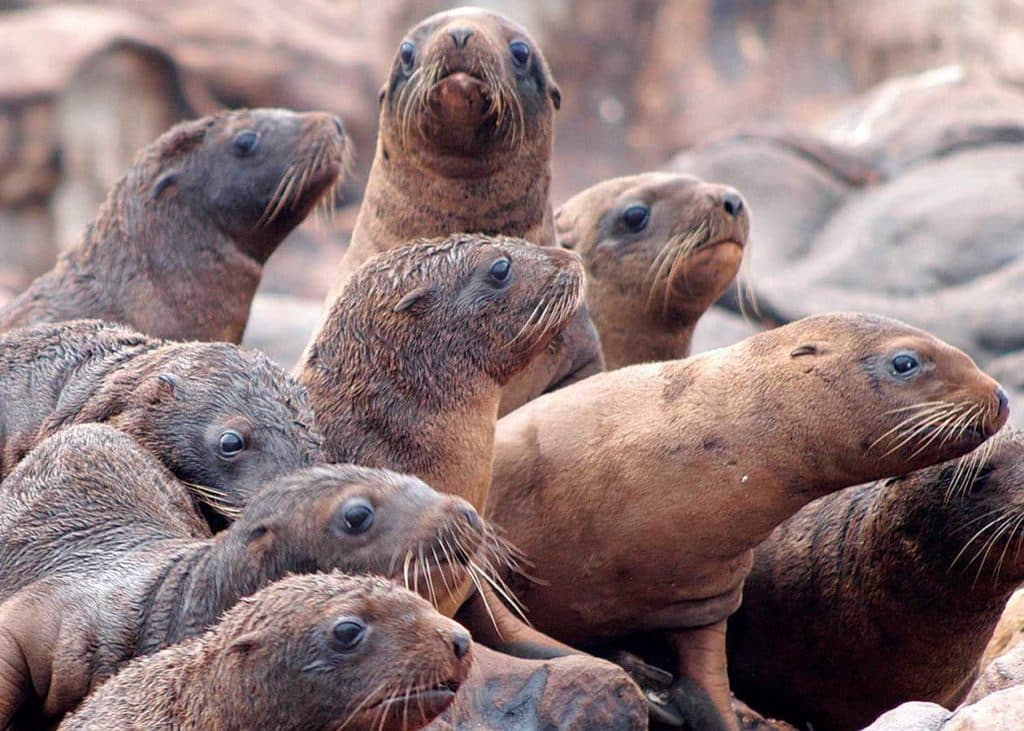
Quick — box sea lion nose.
[460,504,482,532]
[996,386,1010,415]
[449,27,474,49]
[722,191,744,218]
[451,628,471,659]
[331,116,345,137]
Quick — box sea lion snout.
[721,191,744,218]
[448,27,474,49]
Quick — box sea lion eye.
[399,41,416,68]
[891,353,920,376]
[232,130,260,157]
[622,204,650,232]
[343,499,374,534]
[218,430,246,459]
[509,41,530,65]
[331,619,366,652]
[488,257,513,286]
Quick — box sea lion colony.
[0,6,1017,731]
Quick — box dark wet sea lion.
[729,429,1023,731]
[58,573,472,731]
[557,172,749,368]
[0,108,347,343]
[0,319,322,523]
[0,424,484,728]
[307,7,601,416]
[488,312,1009,730]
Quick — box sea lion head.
[382,7,559,158]
[207,573,472,731]
[110,343,324,525]
[136,108,348,262]
[229,464,504,614]
[314,234,586,389]
[744,312,1010,487]
[558,172,749,365]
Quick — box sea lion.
[308,7,602,416]
[326,7,559,292]
[728,429,1023,731]
[556,172,750,369]
[0,319,322,524]
[488,312,1010,730]
[299,234,586,653]
[0,108,347,343]
[58,573,472,731]
[0,424,485,727]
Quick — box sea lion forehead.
[416,6,532,39]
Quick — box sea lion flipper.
[0,609,33,728]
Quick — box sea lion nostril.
[452,629,471,659]
[449,27,474,49]
[331,116,345,137]
[722,192,744,218]
[460,505,482,531]
[997,386,1010,414]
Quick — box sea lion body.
[0,108,346,343]
[557,172,749,368]
[58,573,472,731]
[729,430,1024,731]
[0,424,484,727]
[309,7,601,415]
[488,312,1009,729]
[0,319,321,521]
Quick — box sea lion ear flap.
[226,631,265,658]
[393,286,434,314]
[140,373,179,404]
[377,84,387,107]
[152,170,178,199]
[245,524,276,556]
[550,83,562,110]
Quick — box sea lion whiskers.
[908,402,982,458]
[179,480,242,519]
[256,163,300,228]
[867,401,960,454]
[643,221,711,316]
[872,400,971,457]
[946,429,1003,502]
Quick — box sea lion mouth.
[370,678,461,712]
[255,135,348,231]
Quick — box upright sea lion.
[488,312,1009,730]
[728,429,1022,731]
[557,172,750,369]
[0,319,322,523]
[0,108,347,343]
[0,424,485,727]
[308,7,602,415]
[58,573,472,731]
[327,7,559,291]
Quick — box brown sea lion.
[728,428,1022,731]
[0,108,347,343]
[58,573,472,731]
[0,424,484,728]
[308,7,602,416]
[0,319,322,524]
[556,172,750,369]
[488,312,1010,730]
[326,7,559,292]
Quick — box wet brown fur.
[0,425,482,728]
[0,108,347,343]
[58,573,472,731]
[557,172,749,369]
[730,430,1024,731]
[488,312,1009,729]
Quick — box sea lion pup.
[300,234,586,649]
[0,424,484,728]
[557,172,750,369]
[327,7,559,292]
[58,573,472,731]
[0,319,322,524]
[0,108,347,343]
[309,7,601,415]
[728,429,1023,731]
[488,312,1010,730]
